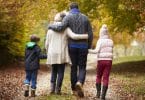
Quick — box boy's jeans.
[24,70,38,89]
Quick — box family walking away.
[24,34,47,97]
[23,2,113,100]
[49,2,93,97]
[45,12,88,95]
[89,24,113,100]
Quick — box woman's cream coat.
[45,26,88,65]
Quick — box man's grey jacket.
[49,11,93,49]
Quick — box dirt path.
[0,54,118,100]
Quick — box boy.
[24,34,47,97]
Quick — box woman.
[89,24,113,100]
[45,13,88,95]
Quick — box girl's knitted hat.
[99,24,109,39]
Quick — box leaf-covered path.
[0,54,119,100]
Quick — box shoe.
[96,83,101,98]
[101,86,108,100]
[31,89,36,97]
[50,91,55,94]
[56,90,61,95]
[71,90,77,96]
[75,82,84,98]
[24,90,29,97]
[55,84,62,95]
[50,83,55,94]
[24,84,29,97]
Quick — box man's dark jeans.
[68,47,88,90]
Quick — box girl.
[89,24,113,100]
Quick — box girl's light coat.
[89,24,113,60]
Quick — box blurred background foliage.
[0,0,145,65]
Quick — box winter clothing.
[75,81,84,97]
[48,8,93,96]
[69,47,88,90]
[45,13,88,95]
[50,83,55,94]
[96,83,101,98]
[89,24,113,60]
[101,86,108,100]
[50,64,65,94]
[89,24,113,99]
[24,41,47,96]
[25,42,47,70]
[45,27,88,65]
[24,84,29,97]
[24,70,38,89]
[96,60,112,86]
[31,89,36,97]
[24,90,29,97]
[48,8,93,49]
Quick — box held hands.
[88,49,98,54]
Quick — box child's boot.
[96,83,101,98]
[101,86,108,100]
[24,84,29,97]
[56,85,61,95]
[56,81,63,95]
[31,88,36,97]
[50,83,56,94]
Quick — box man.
[49,2,93,97]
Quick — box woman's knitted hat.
[54,12,66,22]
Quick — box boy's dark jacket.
[25,42,47,70]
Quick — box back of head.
[54,13,66,22]
[70,2,79,9]
[99,24,109,39]
[26,34,40,49]
[30,34,40,42]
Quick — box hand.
[88,49,97,54]
[88,49,93,53]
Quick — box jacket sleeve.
[45,30,49,51]
[48,16,69,32]
[39,53,47,59]
[24,48,27,60]
[66,28,88,40]
[87,19,93,49]
[35,46,47,59]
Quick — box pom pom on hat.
[99,24,109,38]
